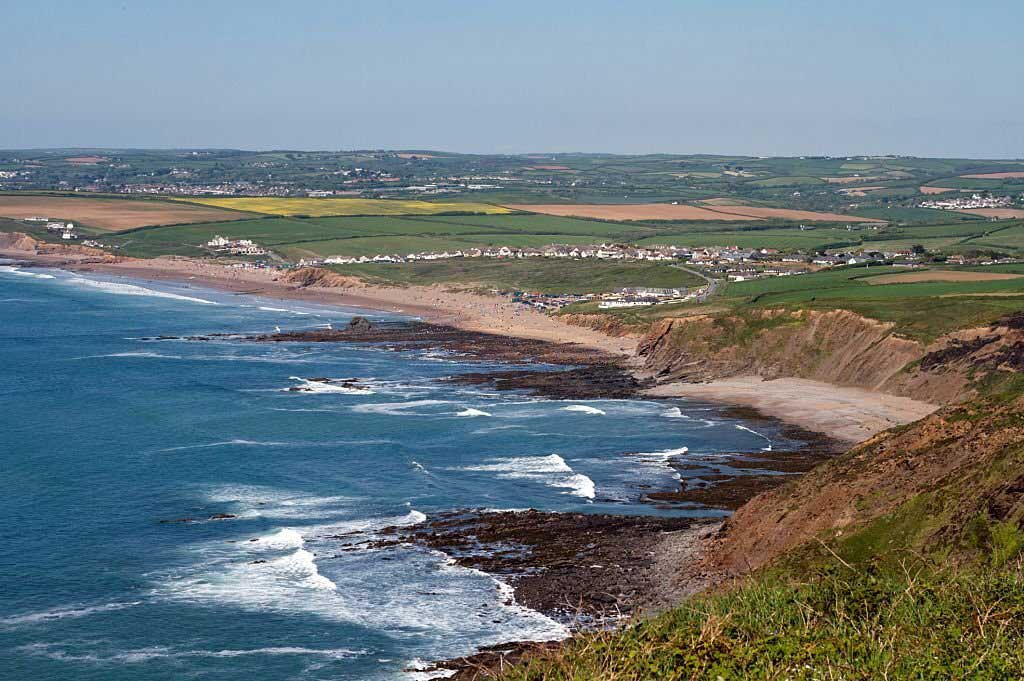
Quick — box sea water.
[0,265,804,680]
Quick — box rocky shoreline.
[148,314,843,678]
[381,510,723,680]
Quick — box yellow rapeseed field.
[172,197,512,217]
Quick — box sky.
[2,0,1022,157]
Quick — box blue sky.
[2,0,1022,156]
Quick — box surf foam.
[459,454,595,499]
[561,404,606,415]
[66,277,219,304]
[456,408,491,417]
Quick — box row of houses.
[316,243,718,266]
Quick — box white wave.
[95,351,182,360]
[456,408,491,417]
[19,642,364,663]
[253,528,306,550]
[561,404,606,415]
[66,277,219,304]
[735,424,773,451]
[351,399,452,416]
[0,265,55,279]
[459,454,595,499]
[662,407,687,418]
[1,601,141,627]
[160,439,295,452]
[628,446,690,463]
[406,658,458,680]
[284,377,375,394]
[562,473,596,499]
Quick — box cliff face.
[281,267,365,289]
[631,308,1024,405]
[558,313,645,338]
[713,314,1024,572]
[637,309,923,391]
[716,393,1024,572]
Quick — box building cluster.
[23,217,80,240]
[315,243,687,266]
[920,193,1014,210]
[597,286,704,308]
[205,235,270,256]
[121,182,297,196]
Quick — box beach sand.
[644,376,939,444]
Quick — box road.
[673,264,719,302]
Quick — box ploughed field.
[0,195,248,231]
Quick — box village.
[920,192,1016,211]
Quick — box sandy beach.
[0,249,638,356]
[644,376,939,444]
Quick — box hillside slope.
[496,314,1024,679]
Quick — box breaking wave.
[66,277,219,305]
[0,265,55,279]
[561,404,606,415]
[456,408,491,417]
[458,454,596,499]
[284,377,375,394]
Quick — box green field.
[100,214,645,259]
[579,264,1024,341]
[327,259,704,294]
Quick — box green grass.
[851,207,982,225]
[326,259,703,294]
[701,265,1024,341]
[502,564,1024,680]
[636,227,857,250]
[748,175,826,187]
[99,214,643,259]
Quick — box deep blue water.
[0,264,803,680]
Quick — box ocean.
[0,264,803,680]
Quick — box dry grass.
[174,197,512,217]
[867,270,1023,285]
[0,195,247,231]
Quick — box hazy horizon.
[4,0,1022,157]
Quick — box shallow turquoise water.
[0,265,801,680]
